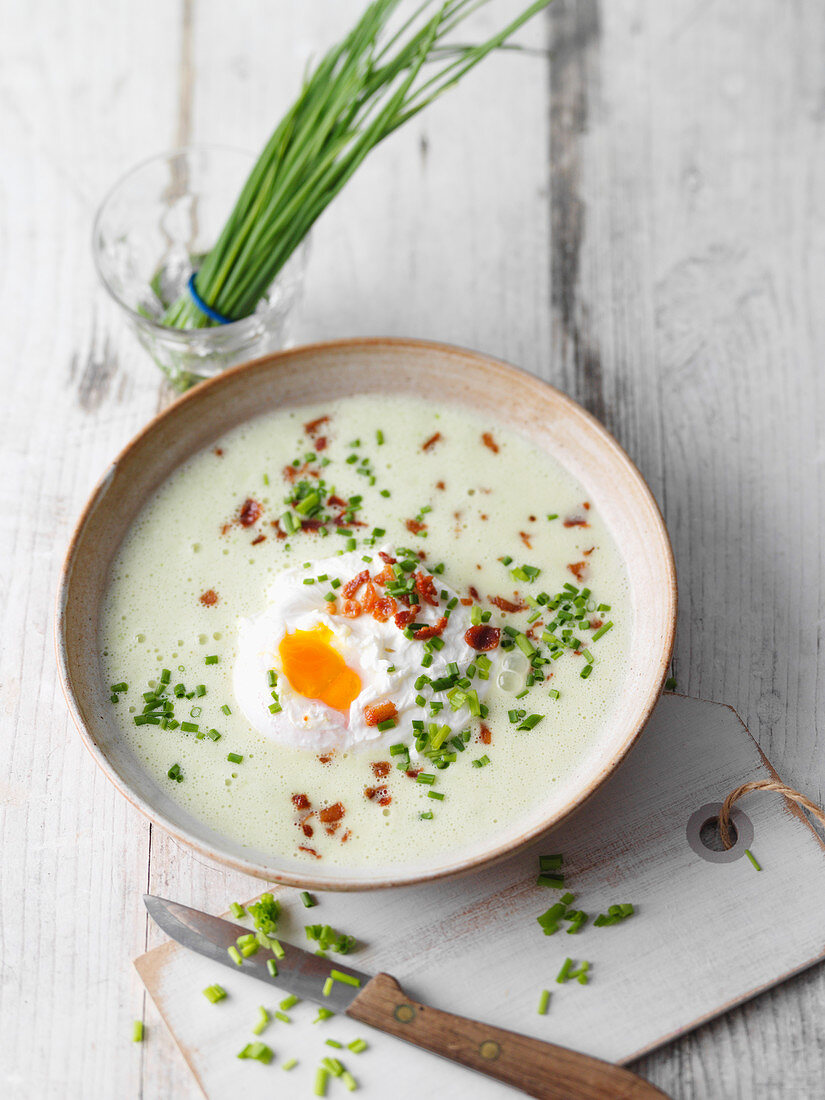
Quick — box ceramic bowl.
[56,339,677,889]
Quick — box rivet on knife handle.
[346,973,670,1100]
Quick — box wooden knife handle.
[347,973,670,1100]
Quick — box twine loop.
[187,273,232,325]
[719,780,825,849]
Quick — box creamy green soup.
[101,395,631,867]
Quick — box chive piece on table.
[744,848,762,871]
[301,891,317,908]
[132,1020,144,1042]
[282,1057,298,1071]
[348,1038,368,1054]
[537,989,551,1015]
[229,902,245,919]
[203,984,227,1004]
[228,946,242,966]
[329,969,361,988]
[315,1066,330,1096]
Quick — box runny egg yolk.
[278,625,361,715]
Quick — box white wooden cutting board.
[135,695,825,1097]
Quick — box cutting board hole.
[699,816,737,851]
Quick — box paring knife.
[144,895,668,1100]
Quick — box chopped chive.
[591,621,613,641]
[322,977,334,997]
[230,902,245,919]
[546,513,558,521]
[348,1038,368,1054]
[282,1058,298,1071]
[539,854,563,871]
[267,958,278,977]
[271,939,286,959]
[537,873,565,889]
[537,989,551,1015]
[376,718,396,732]
[744,848,762,871]
[548,688,561,700]
[665,676,677,691]
[252,1007,271,1035]
[132,1020,144,1042]
[315,1067,330,1096]
[202,984,227,1004]
[419,811,434,820]
[274,1010,291,1023]
[342,1071,358,1092]
[556,958,575,984]
[301,890,317,908]
[329,969,361,988]
[220,703,232,715]
[194,684,206,697]
[517,714,544,731]
[237,1041,273,1064]
[415,773,436,785]
[280,994,299,1011]
[227,752,243,764]
[472,755,490,768]
[427,790,445,801]
[580,664,593,679]
[110,682,128,693]
[240,942,258,958]
[314,1008,335,1023]
[500,555,513,566]
[376,429,384,445]
[325,1039,343,1049]
[228,946,242,966]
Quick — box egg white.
[233,548,493,753]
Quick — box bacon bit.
[529,515,537,522]
[370,595,397,622]
[239,498,262,526]
[318,802,346,824]
[270,519,287,540]
[526,622,543,639]
[325,823,340,836]
[292,793,311,810]
[343,569,370,599]
[299,845,321,859]
[481,432,499,453]
[379,551,397,565]
[342,600,362,618]
[394,608,416,629]
[489,594,526,613]
[251,533,267,546]
[325,600,337,615]
[220,523,232,536]
[315,435,328,451]
[213,447,224,456]
[363,701,398,728]
[405,518,427,535]
[479,724,492,745]
[341,829,351,843]
[412,616,448,641]
[460,597,473,606]
[405,766,423,779]
[360,581,379,614]
[519,531,533,549]
[436,480,446,490]
[304,415,330,437]
[371,761,391,778]
[365,786,391,807]
[590,618,603,630]
[568,561,587,583]
[468,585,480,601]
[328,494,347,508]
[583,501,591,510]
[564,516,589,528]
[415,573,439,607]
[317,753,334,765]
[300,517,324,532]
[583,546,595,556]
[421,432,442,452]
[300,818,314,838]
[465,624,501,651]
[480,514,488,521]
[199,589,218,607]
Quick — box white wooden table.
[2,2,823,1097]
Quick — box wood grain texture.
[348,972,670,1100]
[2,0,824,1097]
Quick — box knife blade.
[144,894,670,1100]
[143,894,370,1014]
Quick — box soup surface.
[101,394,631,868]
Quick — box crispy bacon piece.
[328,494,347,508]
[489,594,526,613]
[465,624,501,651]
[422,432,442,451]
[568,561,587,583]
[251,534,267,546]
[270,519,287,540]
[317,752,335,764]
[375,564,395,586]
[405,766,422,779]
[479,724,492,745]
[341,829,351,843]
[583,501,591,510]
[239,498,262,526]
[365,785,391,807]
[292,793,311,810]
[318,802,345,824]
[405,518,427,535]
[590,618,603,631]
[213,447,224,456]
[468,585,480,601]
[436,480,446,490]
[315,435,328,451]
[363,701,397,727]
[519,531,533,549]
[342,569,370,599]
[299,845,321,859]
[460,597,473,606]
[379,551,397,565]
[342,600,362,618]
[412,616,447,641]
[370,595,397,622]
[220,523,232,536]
[371,761,391,778]
[481,432,499,453]
[199,589,218,606]
[300,816,314,838]
[564,516,589,528]
[325,600,337,615]
[304,415,330,436]
[394,608,416,629]
[415,572,439,607]
[300,517,324,532]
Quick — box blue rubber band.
[187,273,232,325]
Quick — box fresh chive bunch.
[161,0,552,330]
